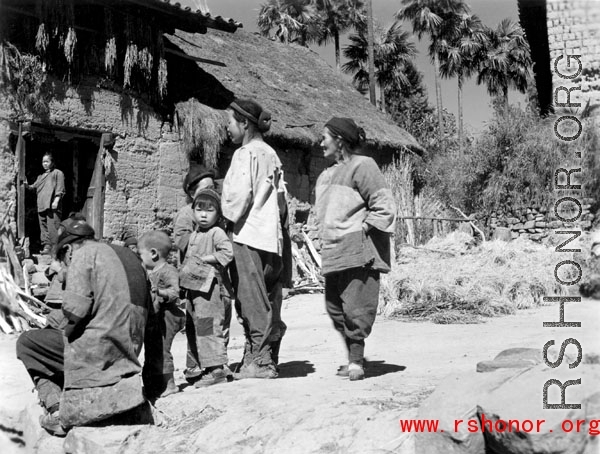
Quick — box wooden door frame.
[11,121,111,239]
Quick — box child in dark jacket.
[138,231,185,398]
[180,188,233,387]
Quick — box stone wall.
[547,0,600,110]
[489,198,595,241]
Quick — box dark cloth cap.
[193,188,221,212]
[183,164,216,194]
[123,235,138,247]
[56,220,95,251]
[325,117,364,146]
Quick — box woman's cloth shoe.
[184,366,203,383]
[194,367,227,387]
[336,365,349,377]
[234,362,278,380]
[348,362,365,381]
[39,410,67,437]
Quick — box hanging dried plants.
[137,47,153,80]
[123,43,137,88]
[176,100,227,169]
[104,8,116,74]
[63,27,77,64]
[35,23,49,53]
[0,42,49,119]
[158,58,168,99]
[104,37,117,74]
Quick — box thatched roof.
[165,29,424,155]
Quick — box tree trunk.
[334,29,340,71]
[433,53,444,141]
[366,0,376,106]
[503,86,508,110]
[458,73,463,156]
[380,84,386,113]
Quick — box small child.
[138,231,185,398]
[180,188,233,387]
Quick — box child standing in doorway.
[24,153,65,255]
[138,231,184,398]
[180,188,233,387]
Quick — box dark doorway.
[23,134,97,252]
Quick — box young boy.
[138,231,185,398]
[180,188,233,387]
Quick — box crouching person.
[138,231,185,398]
[16,220,152,436]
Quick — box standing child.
[24,152,65,255]
[138,231,185,398]
[180,188,233,387]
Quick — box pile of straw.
[380,235,572,324]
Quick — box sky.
[208,0,527,133]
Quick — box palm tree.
[396,0,469,139]
[257,0,319,46]
[477,19,532,111]
[314,0,366,71]
[342,21,417,113]
[438,13,487,151]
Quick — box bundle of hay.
[380,236,571,324]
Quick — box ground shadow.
[276,360,316,378]
[365,360,406,379]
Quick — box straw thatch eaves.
[124,0,242,34]
[166,29,424,156]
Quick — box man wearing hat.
[16,220,152,436]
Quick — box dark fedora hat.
[56,220,95,252]
[183,164,216,194]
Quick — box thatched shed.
[167,29,423,155]
[167,28,423,204]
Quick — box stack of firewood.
[290,230,324,295]
[0,203,47,334]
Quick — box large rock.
[415,368,518,454]
[60,375,148,428]
[416,350,600,454]
[63,425,149,454]
[476,348,542,373]
[492,227,512,242]
[478,364,600,454]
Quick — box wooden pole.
[366,0,376,106]
[16,124,25,238]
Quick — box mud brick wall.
[0,77,189,241]
[0,118,17,232]
[490,198,595,241]
[547,0,600,110]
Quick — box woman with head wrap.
[316,117,396,381]
[221,98,291,379]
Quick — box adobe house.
[518,0,600,116]
[0,0,422,252]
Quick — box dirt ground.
[0,294,598,453]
